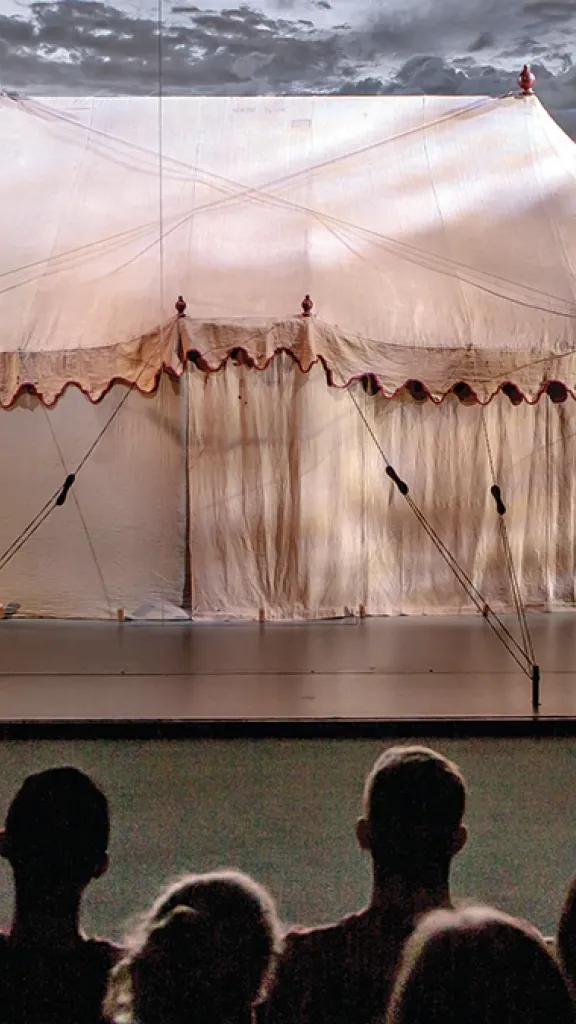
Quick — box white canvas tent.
[1,89,576,620]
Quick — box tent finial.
[175,295,187,317]
[518,64,536,95]
[301,294,313,317]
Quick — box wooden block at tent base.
[0,606,4,620]
[258,607,265,623]
[359,604,366,619]
[117,609,125,623]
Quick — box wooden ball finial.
[301,294,313,317]
[518,64,536,95]
[175,295,187,316]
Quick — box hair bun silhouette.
[105,870,282,1024]
[148,905,211,963]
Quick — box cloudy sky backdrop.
[0,0,575,135]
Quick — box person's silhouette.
[264,745,468,1024]
[387,905,574,1024]
[105,869,282,1024]
[0,765,119,1023]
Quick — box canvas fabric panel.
[0,376,186,618]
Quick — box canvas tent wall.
[1,91,576,620]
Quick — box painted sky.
[0,0,575,135]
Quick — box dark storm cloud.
[344,0,576,66]
[469,32,494,53]
[0,0,348,92]
[523,1,575,21]
[267,0,333,9]
[0,0,574,139]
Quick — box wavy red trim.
[0,361,182,410]
[186,346,576,406]
[1,344,573,408]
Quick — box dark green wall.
[0,736,572,939]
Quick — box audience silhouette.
[386,905,574,1024]
[263,745,468,1024]
[105,869,282,1024]
[0,753,571,1024]
[558,876,576,995]
[0,766,119,1024]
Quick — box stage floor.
[0,613,575,725]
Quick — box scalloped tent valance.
[1,92,576,407]
[4,315,576,408]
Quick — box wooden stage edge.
[0,613,576,736]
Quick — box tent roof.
[1,91,576,406]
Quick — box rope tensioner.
[518,64,536,95]
[56,474,76,507]
[385,465,409,496]
[490,484,506,516]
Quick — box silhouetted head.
[386,905,574,1024]
[356,746,467,885]
[106,870,282,1024]
[558,877,576,995]
[0,766,109,889]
